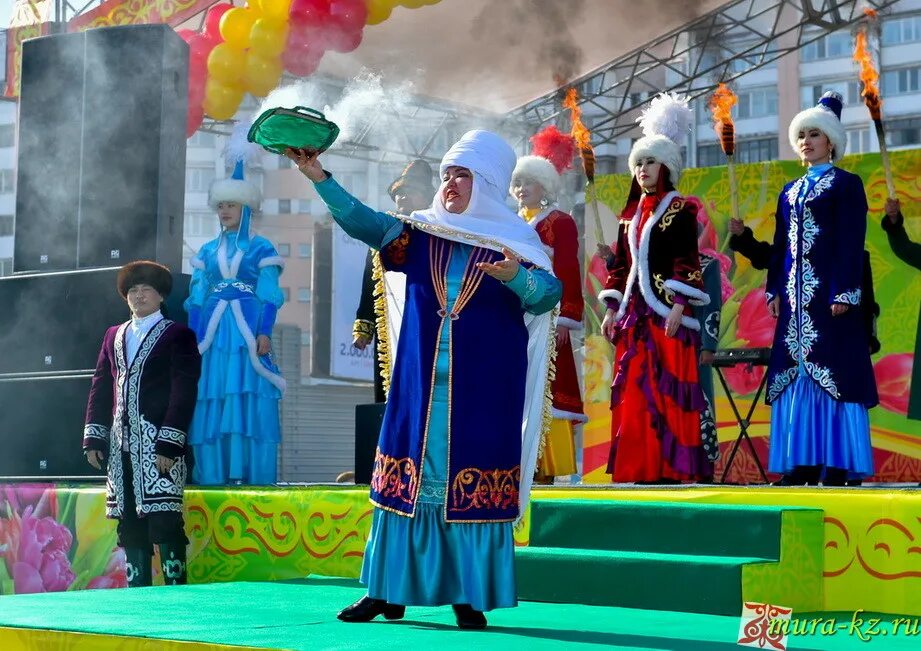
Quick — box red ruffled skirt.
[607,296,712,482]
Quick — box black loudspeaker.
[14,24,188,274]
[0,374,102,478]
[354,402,385,485]
[0,267,190,376]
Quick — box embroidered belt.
[210,280,255,298]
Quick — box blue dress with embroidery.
[765,164,878,478]
[313,175,560,612]
[184,231,286,485]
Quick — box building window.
[800,82,861,109]
[0,214,12,236]
[278,243,291,257]
[186,167,216,193]
[882,15,921,45]
[278,199,291,214]
[0,124,14,148]
[697,137,777,167]
[336,171,368,198]
[886,117,921,147]
[882,67,921,96]
[298,288,311,303]
[801,31,852,61]
[0,258,11,277]
[187,131,215,148]
[737,88,778,119]
[0,169,14,194]
[846,128,871,154]
[301,331,311,346]
[281,287,290,302]
[299,243,312,258]
[184,212,218,238]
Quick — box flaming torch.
[709,83,740,223]
[854,8,896,198]
[563,87,606,245]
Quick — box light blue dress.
[315,176,560,612]
[184,231,286,485]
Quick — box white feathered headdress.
[628,92,692,182]
[208,121,263,211]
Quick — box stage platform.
[1,577,919,651]
[2,482,919,628]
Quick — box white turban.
[403,130,552,270]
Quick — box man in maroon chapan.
[82,260,201,587]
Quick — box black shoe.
[337,596,405,622]
[452,604,487,630]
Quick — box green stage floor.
[0,578,917,650]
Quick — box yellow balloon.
[204,79,244,121]
[400,0,428,8]
[366,0,393,25]
[250,18,289,59]
[261,0,293,22]
[244,53,284,97]
[246,0,264,13]
[207,43,247,85]
[220,7,258,49]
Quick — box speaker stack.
[0,24,189,479]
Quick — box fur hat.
[117,261,172,298]
[388,159,436,200]
[788,90,847,159]
[628,92,692,182]
[208,176,261,211]
[510,126,576,202]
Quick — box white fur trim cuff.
[258,256,286,269]
[598,289,624,305]
[556,316,584,331]
[209,178,262,211]
[664,279,710,306]
[83,424,110,441]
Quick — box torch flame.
[563,87,596,183]
[854,17,882,120]
[863,7,878,18]
[709,83,738,156]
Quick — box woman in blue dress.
[287,130,560,629]
[766,91,879,486]
[185,160,286,485]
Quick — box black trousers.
[116,452,187,549]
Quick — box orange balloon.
[366,0,393,25]
[207,43,246,85]
[250,18,289,59]
[244,53,284,97]
[220,7,258,49]
[261,0,293,22]
[204,79,245,121]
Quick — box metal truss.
[501,0,902,148]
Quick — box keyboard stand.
[715,364,770,484]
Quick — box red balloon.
[325,26,362,53]
[289,0,331,29]
[187,104,204,138]
[328,0,367,33]
[204,3,234,39]
[188,64,207,107]
[189,33,219,69]
[282,42,324,77]
[287,21,316,48]
[176,28,197,43]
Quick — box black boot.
[124,546,152,588]
[823,467,848,487]
[452,604,487,630]
[337,596,405,622]
[158,543,187,585]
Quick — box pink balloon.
[328,0,368,33]
[176,28,197,43]
[204,3,234,39]
[289,0,331,29]
[187,104,205,138]
[282,41,324,77]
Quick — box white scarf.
[393,130,555,521]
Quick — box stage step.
[518,497,825,615]
[515,546,770,616]
[529,499,799,559]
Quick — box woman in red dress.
[599,93,713,483]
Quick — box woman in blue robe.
[766,92,879,486]
[288,130,560,629]
[184,160,286,485]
